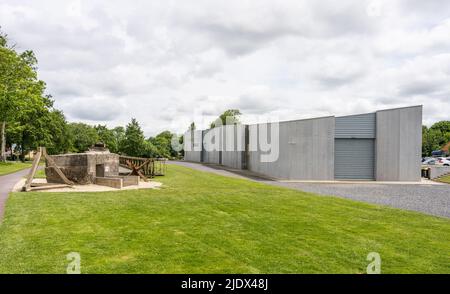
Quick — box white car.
[423,158,437,165]
[437,158,450,166]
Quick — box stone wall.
[46,153,119,184]
[94,177,123,189]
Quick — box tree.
[0,31,43,161]
[112,126,125,154]
[147,131,176,158]
[209,109,242,128]
[430,121,450,134]
[430,120,450,148]
[95,125,118,153]
[45,109,72,155]
[188,122,196,131]
[143,140,159,158]
[67,123,99,153]
[422,121,450,156]
[121,118,146,157]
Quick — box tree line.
[65,119,181,158]
[422,121,450,156]
[0,29,181,161]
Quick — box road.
[0,168,31,220]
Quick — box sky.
[1,0,449,136]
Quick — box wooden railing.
[119,155,167,177]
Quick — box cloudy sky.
[1,0,449,135]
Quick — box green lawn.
[0,164,449,273]
[0,161,32,176]
[436,174,450,184]
[34,168,46,178]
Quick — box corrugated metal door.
[334,139,375,180]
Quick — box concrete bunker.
[45,144,139,189]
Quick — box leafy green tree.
[67,123,99,153]
[147,130,181,158]
[143,140,159,158]
[113,126,125,154]
[121,118,146,157]
[0,31,44,161]
[209,109,242,128]
[45,109,72,155]
[422,122,450,156]
[430,120,450,148]
[430,121,450,134]
[95,125,118,153]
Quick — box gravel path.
[0,168,31,220]
[170,161,450,218]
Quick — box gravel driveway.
[171,161,450,218]
[271,182,450,218]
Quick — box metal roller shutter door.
[334,139,375,180]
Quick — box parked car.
[422,157,431,162]
[431,150,448,157]
[423,158,437,165]
[437,158,450,166]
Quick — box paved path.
[0,168,31,220]
[170,161,450,218]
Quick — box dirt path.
[0,168,31,220]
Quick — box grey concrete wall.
[88,153,119,178]
[376,106,422,181]
[202,127,222,164]
[221,124,246,169]
[47,153,119,184]
[120,175,140,186]
[183,130,202,162]
[248,116,335,180]
[428,166,450,179]
[95,177,123,189]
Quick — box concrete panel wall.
[47,153,119,184]
[248,116,335,180]
[95,177,123,189]
[221,124,246,169]
[202,127,222,164]
[376,106,422,181]
[183,130,202,162]
[429,166,450,179]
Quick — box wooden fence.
[119,155,167,177]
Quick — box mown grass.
[34,169,46,178]
[0,164,449,273]
[0,161,32,176]
[436,174,450,184]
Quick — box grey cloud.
[175,1,376,56]
[236,94,277,114]
[317,75,361,88]
[1,0,449,133]
[399,80,441,96]
[64,98,124,121]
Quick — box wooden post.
[23,147,42,192]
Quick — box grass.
[34,168,46,178]
[0,161,32,176]
[0,164,449,273]
[436,174,450,184]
